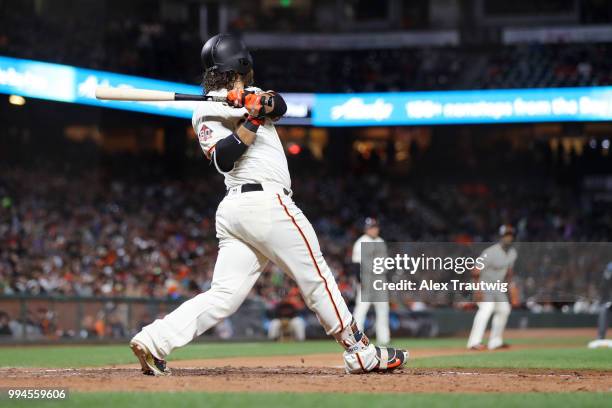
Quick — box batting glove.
[226,88,248,108]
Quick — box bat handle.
[209,95,229,103]
[174,93,226,102]
[175,90,254,103]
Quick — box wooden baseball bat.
[95,86,226,102]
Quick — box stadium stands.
[1,134,610,301]
[2,12,611,92]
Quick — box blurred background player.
[352,218,390,345]
[467,225,518,350]
[588,261,612,348]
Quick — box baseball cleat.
[587,339,612,348]
[129,339,170,376]
[469,344,487,351]
[374,346,409,372]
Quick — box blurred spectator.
[79,315,98,339]
[478,44,612,89]
[267,287,306,342]
[107,312,126,338]
[0,311,12,336]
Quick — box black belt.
[226,183,290,196]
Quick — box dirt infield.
[1,348,611,393]
[1,329,609,394]
[2,364,611,394]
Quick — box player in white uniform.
[129,34,408,375]
[467,224,518,350]
[352,218,390,345]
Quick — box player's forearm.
[236,124,257,145]
[214,117,260,172]
[230,92,287,146]
[213,133,249,172]
[215,112,264,172]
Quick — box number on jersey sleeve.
[194,120,233,159]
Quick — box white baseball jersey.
[352,234,386,264]
[479,243,517,282]
[192,87,291,190]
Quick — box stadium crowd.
[1,125,611,339]
[1,141,610,302]
[0,172,605,339]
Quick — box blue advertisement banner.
[313,87,612,126]
[2,55,612,127]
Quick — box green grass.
[0,335,599,369]
[3,392,611,408]
[412,347,612,370]
[0,340,343,368]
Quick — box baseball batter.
[467,224,518,350]
[352,217,390,345]
[129,34,408,375]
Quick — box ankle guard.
[333,320,370,353]
[335,319,408,374]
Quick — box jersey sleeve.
[192,102,234,161]
[478,248,491,269]
[194,120,232,159]
[352,240,362,264]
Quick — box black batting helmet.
[201,34,253,75]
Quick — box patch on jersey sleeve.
[198,124,213,143]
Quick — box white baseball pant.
[353,287,390,345]
[135,184,353,358]
[467,301,511,349]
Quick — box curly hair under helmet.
[202,68,254,93]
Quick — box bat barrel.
[95,87,177,101]
[96,86,226,102]
[95,87,225,102]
